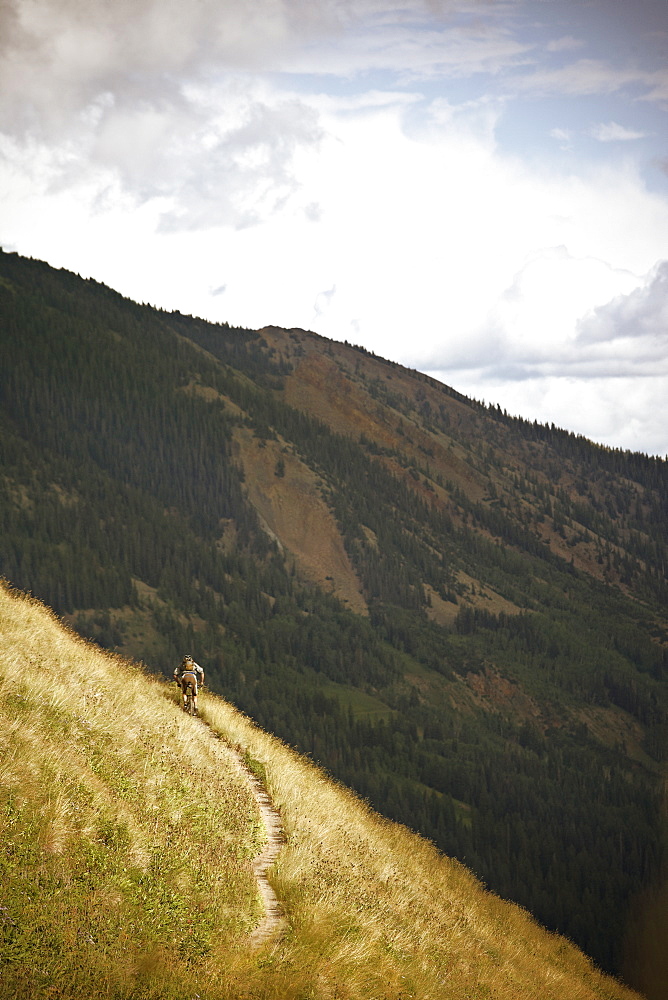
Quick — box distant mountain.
[1,248,666,988]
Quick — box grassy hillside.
[0,582,643,1000]
[1,249,667,984]
[0,583,265,998]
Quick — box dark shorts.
[180,671,198,695]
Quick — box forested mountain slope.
[1,248,666,992]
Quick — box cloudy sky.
[2,0,667,456]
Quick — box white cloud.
[0,0,526,138]
[546,35,585,53]
[1,0,529,232]
[286,21,533,80]
[590,121,648,142]
[480,247,640,362]
[153,92,325,232]
[577,261,668,351]
[0,0,368,159]
[509,58,668,101]
[549,127,573,150]
[1,75,325,232]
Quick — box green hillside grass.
[0,582,642,1000]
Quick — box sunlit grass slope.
[0,582,640,1000]
[0,582,264,999]
[201,710,641,1000]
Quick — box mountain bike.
[182,676,197,716]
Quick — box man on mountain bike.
[174,655,205,715]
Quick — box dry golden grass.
[201,700,642,1000]
[0,582,264,999]
[0,581,641,999]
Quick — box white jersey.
[175,659,203,681]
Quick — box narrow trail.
[242,761,287,948]
[202,722,287,948]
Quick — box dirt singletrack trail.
[242,760,287,948]
[202,722,287,948]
